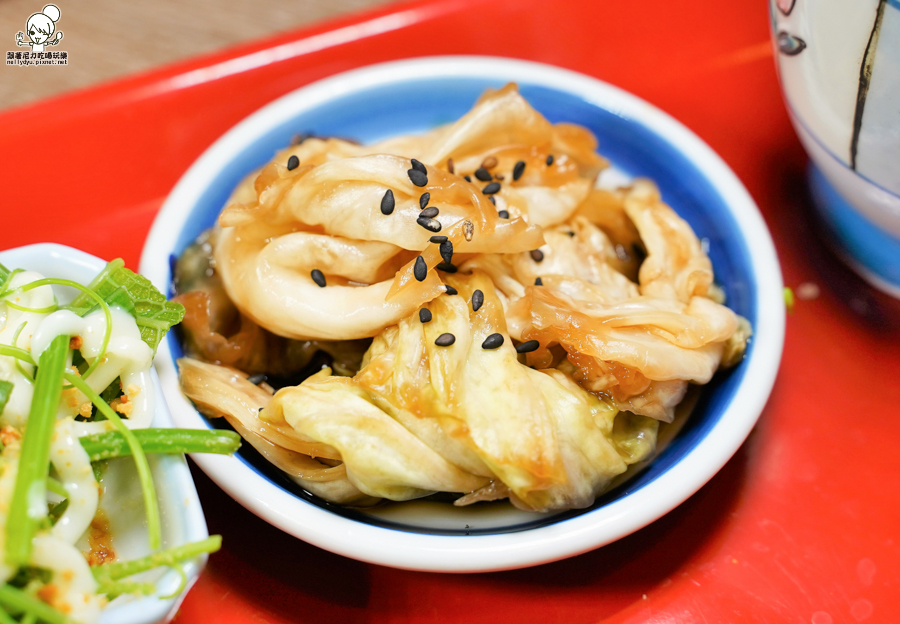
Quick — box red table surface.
[2,0,900,622]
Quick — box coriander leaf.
[0,380,12,414]
[0,262,9,285]
[64,259,185,353]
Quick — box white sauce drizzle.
[31,534,104,623]
[50,418,99,545]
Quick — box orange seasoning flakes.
[63,388,80,408]
[37,583,59,604]
[84,510,116,566]
[69,336,83,350]
[0,426,22,447]
[109,396,133,417]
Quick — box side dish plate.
[140,56,784,572]
[0,243,210,624]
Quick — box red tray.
[3,1,899,622]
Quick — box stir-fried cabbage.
[176,84,750,512]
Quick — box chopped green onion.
[92,535,222,582]
[48,499,69,526]
[92,462,104,484]
[20,613,37,624]
[11,323,34,384]
[79,428,241,462]
[0,345,35,366]
[0,380,13,414]
[0,584,74,624]
[0,265,20,295]
[158,565,189,600]
[0,604,18,624]
[784,286,794,313]
[5,334,69,567]
[2,298,59,315]
[96,580,156,600]
[46,476,68,499]
[63,372,161,550]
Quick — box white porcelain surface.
[771,0,900,269]
[0,243,210,624]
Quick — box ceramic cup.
[770,0,900,297]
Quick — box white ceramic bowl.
[0,243,210,624]
[140,56,785,572]
[770,0,900,296]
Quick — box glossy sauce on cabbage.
[175,84,750,513]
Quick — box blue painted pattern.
[809,164,900,291]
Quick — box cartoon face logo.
[16,4,63,52]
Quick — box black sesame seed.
[419,308,432,323]
[482,333,504,350]
[419,192,431,209]
[482,182,501,195]
[513,160,526,181]
[498,210,510,219]
[534,277,543,286]
[488,196,496,205]
[246,373,268,385]
[436,262,458,273]
[417,216,442,232]
[380,189,395,215]
[546,154,554,166]
[444,285,458,295]
[258,407,265,413]
[474,167,492,182]
[464,175,472,182]
[439,240,453,264]
[567,231,576,237]
[408,169,428,187]
[471,289,484,312]
[515,340,540,354]
[287,155,300,171]
[530,249,544,262]
[411,158,427,174]
[429,235,448,244]
[632,243,648,263]
[420,206,439,218]
[413,255,427,282]
[435,333,456,347]
[311,269,326,287]
[447,158,455,174]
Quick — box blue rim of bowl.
[159,73,758,536]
